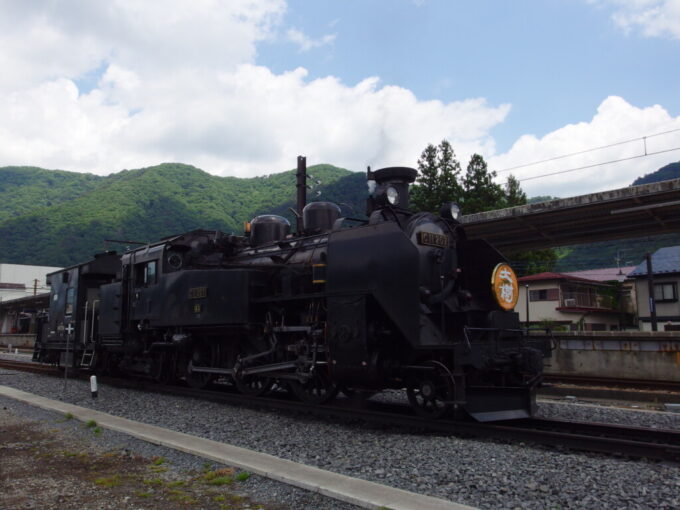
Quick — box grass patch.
[135,491,152,498]
[85,419,97,428]
[94,474,121,488]
[206,476,233,486]
[203,468,235,481]
[151,456,166,465]
[143,478,164,486]
[57,412,74,422]
[214,495,226,502]
[167,489,197,504]
[166,480,185,488]
[92,426,102,436]
[235,471,251,482]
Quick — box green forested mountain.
[0,166,103,222]
[632,161,680,186]
[2,159,678,269]
[0,163,362,266]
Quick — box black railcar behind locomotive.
[34,159,550,421]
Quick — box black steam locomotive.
[34,158,549,421]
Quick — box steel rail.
[543,374,680,393]
[0,358,59,375]
[2,358,680,462]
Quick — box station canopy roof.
[461,178,680,253]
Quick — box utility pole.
[645,253,658,332]
[33,279,38,296]
[525,284,530,328]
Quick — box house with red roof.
[516,269,635,331]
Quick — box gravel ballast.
[1,368,679,510]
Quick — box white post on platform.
[90,375,98,399]
[7,344,11,353]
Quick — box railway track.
[544,374,680,393]
[0,358,59,376]
[2,358,680,462]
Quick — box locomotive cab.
[33,252,120,367]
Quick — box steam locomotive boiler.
[34,159,550,421]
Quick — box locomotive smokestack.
[296,156,307,220]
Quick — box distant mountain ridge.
[2,159,678,269]
[0,163,365,266]
[632,161,680,186]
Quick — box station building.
[0,263,61,338]
[629,246,680,332]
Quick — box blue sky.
[258,0,678,152]
[0,0,678,197]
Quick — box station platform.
[0,385,477,510]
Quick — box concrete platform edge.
[0,385,478,510]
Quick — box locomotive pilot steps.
[33,159,551,421]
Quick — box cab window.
[135,261,157,286]
[65,287,75,315]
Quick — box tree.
[410,140,463,213]
[507,249,557,277]
[410,140,557,277]
[504,174,526,208]
[462,154,504,214]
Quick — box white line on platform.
[0,385,478,510]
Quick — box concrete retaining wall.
[0,334,36,349]
[545,348,680,381]
[537,331,680,381]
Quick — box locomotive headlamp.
[440,202,461,222]
[386,186,399,205]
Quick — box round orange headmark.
[491,263,519,311]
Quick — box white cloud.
[489,96,680,198]
[0,61,510,177]
[286,28,336,52]
[0,1,510,178]
[0,0,286,92]
[596,0,680,39]
[5,1,674,203]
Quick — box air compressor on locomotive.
[34,158,550,421]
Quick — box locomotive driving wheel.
[233,347,274,397]
[186,342,214,389]
[234,372,274,396]
[289,365,339,405]
[406,360,455,419]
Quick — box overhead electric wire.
[517,146,680,183]
[497,127,680,174]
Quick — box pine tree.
[410,140,557,277]
[462,154,504,214]
[504,174,526,208]
[411,141,463,213]
[437,140,463,205]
